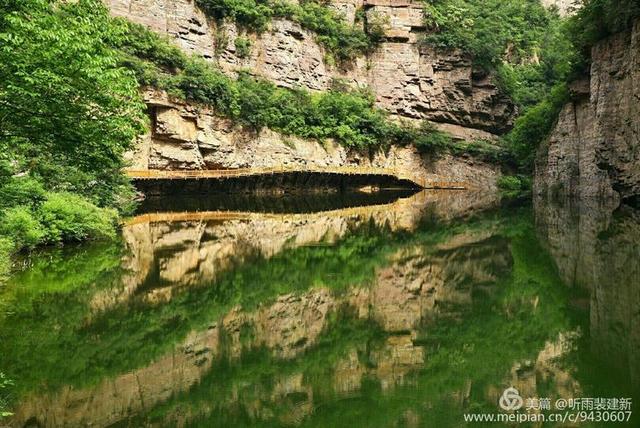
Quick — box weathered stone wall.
[535,20,640,203]
[105,0,515,139]
[126,89,502,190]
[108,0,216,58]
[541,0,576,16]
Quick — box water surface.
[0,191,638,427]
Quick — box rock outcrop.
[105,0,516,139]
[535,20,640,203]
[541,0,577,16]
[127,89,502,191]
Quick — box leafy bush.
[413,122,453,153]
[166,59,241,116]
[234,36,252,58]
[39,193,118,244]
[503,84,569,172]
[498,175,531,198]
[0,176,46,210]
[0,207,45,250]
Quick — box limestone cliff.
[126,88,502,190]
[535,20,640,203]
[106,0,515,140]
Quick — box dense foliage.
[195,0,384,63]
[568,0,640,58]
[503,83,570,171]
[424,0,552,70]
[0,0,146,276]
[424,0,640,172]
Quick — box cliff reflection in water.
[535,196,640,397]
[1,191,638,427]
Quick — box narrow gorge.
[1,1,639,427]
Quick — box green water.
[0,191,638,427]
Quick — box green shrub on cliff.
[195,0,379,62]
[423,0,552,69]
[234,36,252,58]
[109,20,444,150]
[504,83,570,172]
[166,59,242,116]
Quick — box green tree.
[0,0,145,207]
[0,0,147,276]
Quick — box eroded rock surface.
[535,20,640,202]
[127,89,502,191]
[105,0,516,137]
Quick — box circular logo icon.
[499,387,523,411]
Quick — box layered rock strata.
[127,89,502,191]
[106,0,516,139]
[535,20,640,203]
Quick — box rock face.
[535,20,640,203]
[105,0,516,139]
[541,0,576,16]
[108,0,216,58]
[128,89,502,191]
